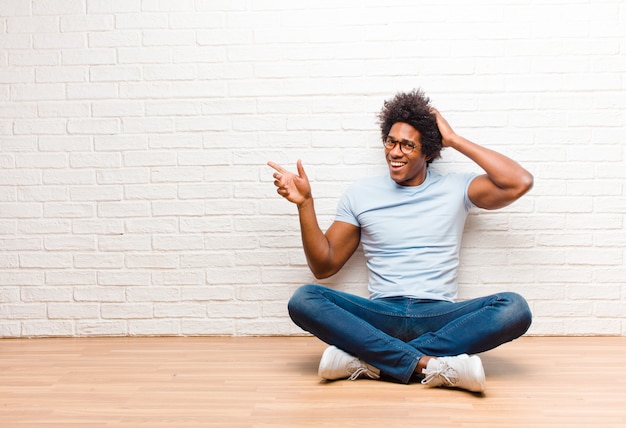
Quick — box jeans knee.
[500,291,532,335]
[287,284,321,323]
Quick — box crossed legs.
[288,284,532,384]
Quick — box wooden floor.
[1,336,625,427]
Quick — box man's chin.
[388,168,404,179]
[389,174,408,186]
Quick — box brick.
[44,236,95,251]
[143,64,196,81]
[124,184,177,200]
[2,285,26,303]
[35,67,87,83]
[127,286,180,302]
[21,320,74,337]
[101,303,153,319]
[92,101,144,118]
[72,219,124,235]
[1,34,37,50]
[0,1,31,15]
[150,167,203,183]
[198,63,253,79]
[89,66,141,82]
[43,203,93,218]
[204,200,254,216]
[155,269,203,286]
[179,217,231,233]
[0,271,43,286]
[236,318,292,336]
[0,303,46,319]
[152,235,204,251]
[181,319,234,335]
[96,168,150,185]
[95,135,149,151]
[178,151,232,166]
[154,303,205,318]
[173,47,227,64]
[0,203,43,218]
[38,102,91,118]
[178,183,232,200]
[98,235,151,252]
[149,135,202,149]
[19,253,73,269]
[562,318,621,335]
[206,301,259,319]
[128,319,181,335]
[181,286,234,301]
[115,13,168,29]
[123,151,177,167]
[0,255,19,269]
[205,267,259,284]
[48,302,100,320]
[97,271,151,286]
[180,253,234,269]
[76,320,128,336]
[74,253,124,269]
[67,118,120,134]
[11,84,65,101]
[125,254,178,269]
[124,218,177,234]
[566,248,622,266]
[9,51,60,67]
[118,47,171,64]
[123,118,174,134]
[32,0,84,15]
[45,270,96,285]
[86,0,140,14]
[34,33,85,49]
[151,200,204,216]
[97,201,150,217]
[0,322,21,337]
[62,48,116,65]
[60,15,114,32]
[88,31,141,48]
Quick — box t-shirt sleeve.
[463,172,480,211]
[335,189,360,227]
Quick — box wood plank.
[1,336,625,427]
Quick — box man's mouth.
[390,161,406,168]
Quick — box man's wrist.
[297,197,313,211]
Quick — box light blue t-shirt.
[335,169,477,302]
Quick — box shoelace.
[347,359,381,381]
[421,360,459,387]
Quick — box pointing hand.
[267,160,312,206]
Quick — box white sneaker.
[318,346,381,381]
[421,354,486,392]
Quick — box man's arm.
[432,109,534,210]
[268,160,360,279]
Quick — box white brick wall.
[1,0,625,337]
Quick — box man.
[267,89,533,393]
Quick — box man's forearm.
[296,198,334,279]
[448,134,533,192]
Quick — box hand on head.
[430,108,457,148]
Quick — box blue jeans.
[288,284,532,384]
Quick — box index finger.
[267,161,287,174]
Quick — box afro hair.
[377,89,442,164]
